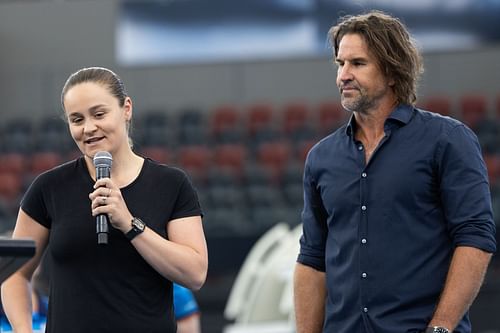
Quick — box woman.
[0,67,208,333]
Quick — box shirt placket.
[358,141,370,318]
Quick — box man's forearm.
[429,246,492,330]
[294,263,326,333]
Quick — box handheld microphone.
[93,151,113,245]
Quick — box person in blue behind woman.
[294,11,496,333]
[1,67,208,333]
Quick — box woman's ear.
[123,96,133,121]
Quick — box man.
[294,11,496,333]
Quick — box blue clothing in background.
[298,105,496,333]
[173,283,199,319]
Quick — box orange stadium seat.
[139,146,172,165]
[213,144,247,176]
[282,102,309,134]
[211,104,240,137]
[256,141,291,182]
[29,151,63,175]
[0,153,27,175]
[177,145,212,181]
[246,103,274,138]
[421,96,452,117]
[0,172,23,203]
[460,95,487,130]
[317,101,346,135]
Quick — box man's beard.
[341,91,376,115]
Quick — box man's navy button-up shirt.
[298,105,496,333]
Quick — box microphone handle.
[96,166,111,245]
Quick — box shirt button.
[361,172,367,178]
[363,307,368,313]
[361,205,367,211]
[361,238,367,244]
[362,272,367,278]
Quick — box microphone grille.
[93,151,113,168]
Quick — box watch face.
[132,218,145,231]
[433,328,450,333]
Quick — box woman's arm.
[1,209,49,333]
[90,178,208,290]
[130,216,208,290]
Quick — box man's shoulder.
[310,125,347,153]
[414,108,463,129]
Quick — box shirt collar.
[345,104,414,137]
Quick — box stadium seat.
[177,145,212,181]
[0,172,23,204]
[1,118,34,154]
[246,103,275,138]
[0,153,27,175]
[256,142,291,182]
[317,101,346,135]
[282,102,309,135]
[213,144,247,177]
[243,163,274,188]
[29,152,63,175]
[211,104,241,140]
[34,116,71,153]
[138,111,174,147]
[459,95,487,130]
[296,140,316,164]
[421,96,452,117]
[139,146,172,165]
[484,153,500,185]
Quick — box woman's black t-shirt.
[21,157,202,333]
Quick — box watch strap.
[125,217,145,241]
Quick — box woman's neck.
[85,148,144,188]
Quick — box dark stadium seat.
[35,116,72,153]
[138,111,174,147]
[1,118,34,154]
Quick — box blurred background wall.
[0,0,500,120]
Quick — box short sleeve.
[170,172,203,220]
[20,174,52,229]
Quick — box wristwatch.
[125,217,146,241]
[425,327,450,333]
